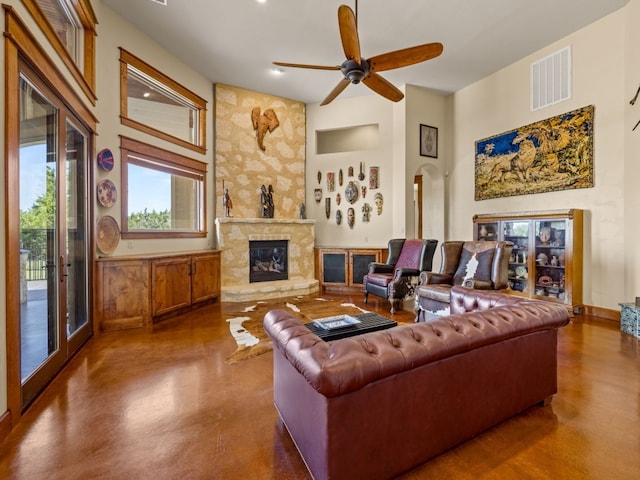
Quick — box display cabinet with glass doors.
[473,209,583,313]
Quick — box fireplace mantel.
[215,218,319,301]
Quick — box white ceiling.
[101,0,629,105]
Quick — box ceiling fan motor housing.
[341,59,370,84]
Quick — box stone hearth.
[215,218,319,302]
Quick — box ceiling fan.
[273,1,443,106]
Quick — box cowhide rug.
[225,296,371,365]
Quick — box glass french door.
[18,69,92,408]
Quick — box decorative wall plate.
[515,266,527,278]
[345,181,359,204]
[97,148,114,172]
[97,179,117,208]
[97,215,120,254]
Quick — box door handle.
[59,256,71,282]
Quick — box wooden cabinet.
[316,247,386,292]
[473,209,583,313]
[95,250,220,331]
[151,252,221,316]
[95,258,150,332]
[191,252,221,304]
[151,256,192,317]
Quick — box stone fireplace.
[215,218,318,302]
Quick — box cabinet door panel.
[97,260,149,330]
[322,252,347,284]
[192,253,220,304]
[151,256,191,316]
[350,252,378,285]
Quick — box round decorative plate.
[515,266,527,278]
[97,148,114,172]
[345,181,359,204]
[96,216,120,254]
[97,179,117,208]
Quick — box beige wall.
[95,4,215,255]
[214,84,305,220]
[449,9,627,310]
[624,0,640,305]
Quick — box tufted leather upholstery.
[363,238,438,313]
[414,240,513,319]
[264,288,569,480]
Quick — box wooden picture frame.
[420,124,438,158]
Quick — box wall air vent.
[531,46,571,111]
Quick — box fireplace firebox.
[249,240,288,283]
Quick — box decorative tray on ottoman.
[312,315,361,330]
[306,312,397,341]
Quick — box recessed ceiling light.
[256,0,267,4]
[150,0,167,5]
[143,92,151,98]
[271,67,284,75]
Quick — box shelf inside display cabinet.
[473,209,583,314]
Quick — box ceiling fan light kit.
[273,1,443,105]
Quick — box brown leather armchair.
[414,240,513,321]
[363,238,438,313]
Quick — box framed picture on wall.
[420,124,438,158]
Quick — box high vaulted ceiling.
[101,0,629,105]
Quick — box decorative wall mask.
[348,166,354,177]
[358,162,365,180]
[362,203,371,222]
[314,188,323,203]
[336,210,342,225]
[345,181,359,204]
[361,185,367,198]
[336,192,341,205]
[369,167,379,189]
[339,169,344,186]
[251,106,279,151]
[325,198,331,219]
[373,192,383,215]
[317,171,321,184]
[347,207,355,229]
[327,172,335,192]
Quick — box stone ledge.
[221,278,319,303]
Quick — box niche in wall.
[316,124,379,154]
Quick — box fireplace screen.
[249,240,288,283]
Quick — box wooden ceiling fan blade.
[273,61,341,71]
[338,5,361,63]
[362,73,404,102]
[369,43,444,72]
[320,78,351,106]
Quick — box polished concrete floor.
[0,293,639,479]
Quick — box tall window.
[21,0,97,103]
[120,137,207,238]
[120,48,208,153]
